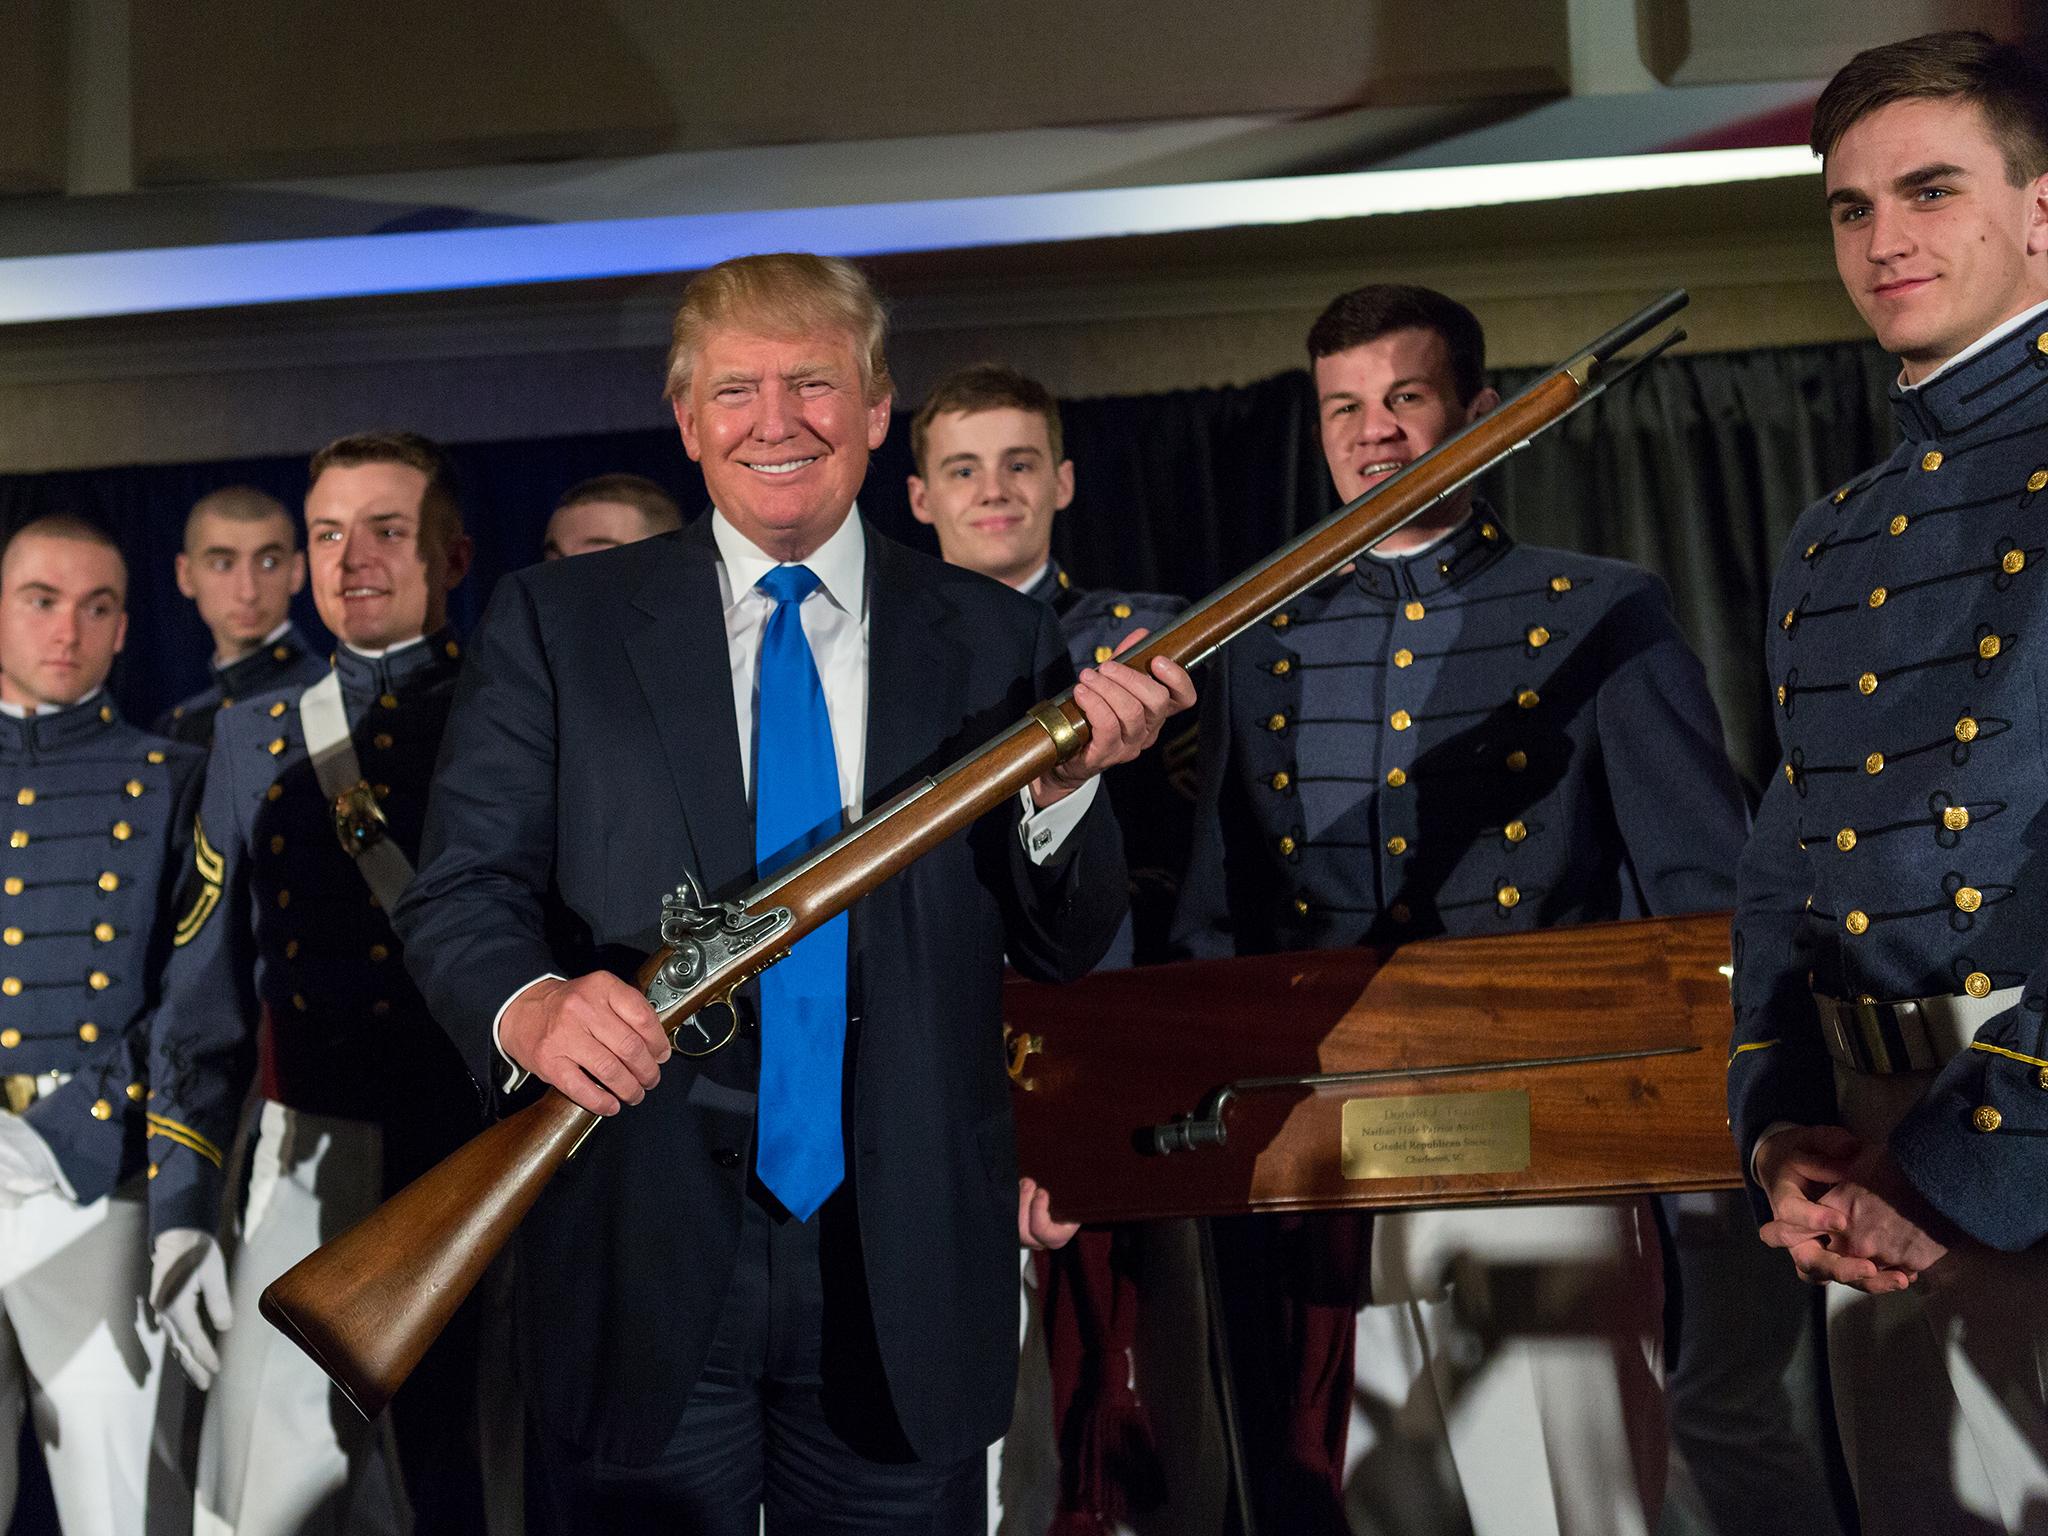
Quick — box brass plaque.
[1341,1090,1531,1179]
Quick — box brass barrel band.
[1028,701,1085,761]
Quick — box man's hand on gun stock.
[503,972,672,1117]
[1030,631,1197,810]
[1756,1123,1951,1293]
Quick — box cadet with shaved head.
[543,472,684,560]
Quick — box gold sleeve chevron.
[145,1112,224,1167]
[173,816,224,948]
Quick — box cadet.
[1172,284,1761,1536]
[156,485,324,746]
[1730,31,2048,1535]
[542,471,683,559]
[0,516,208,1536]
[145,433,489,1535]
[909,365,1190,1534]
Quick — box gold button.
[269,700,287,718]
[0,1029,15,1047]
[1496,885,1521,909]
[1293,898,1310,916]
[1270,771,1291,791]
[1804,542,1820,559]
[1386,767,1407,788]
[293,993,308,1012]
[146,749,165,764]
[1944,806,1971,831]
[1278,836,1297,856]
[111,822,131,841]
[8,831,24,849]
[1404,601,1425,621]
[1776,684,1788,706]
[1506,750,1528,773]
[147,1162,159,1179]
[374,784,390,799]
[370,943,390,963]
[1550,576,1572,593]
[1386,836,1408,855]
[1972,1105,2002,1133]
[1781,609,1797,630]
[1835,828,1856,851]
[1516,689,1539,709]
[1480,522,1499,541]
[1784,763,1796,785]
[445,641,461,659]
[266,783,284,801]
[1267,713,1288,732]
[372,999,392,1017]
[374,733,394,750]
[1921,450,1944,472]
[1868,587,1887,608]
[1271,658,1291,676]
[1527,626,1550,648]
[1890,514,1908,536]
[2,879,18,896]
[1844,910,1869,934]
[91,1099,111,1121]
[277,890,291,909]
[1390,710,1412,731]
[381,693,400,710]
[1956,717,1980,743]
[96,872,117,893]
[2038,1067,2048,1091]
[2031,472,2048,493]
[1111,602,1132,620]
[1858,672,1878,695]
[121,779,142,799]
[125,1081,143,1101]
[93,922,113,943]
[284,939,299,960]
[2038,332,2048,354]
[1833,487,1849,504]
[268,737,286,755]
[1270,612,1290,629]
[2005,550,2027,575]
[274,644,291,661]
[1094,646,1113,664]
[12,789,31,807]
[98,705,112,723]
[77,1022,97,1043]
[88,970,110,990]
[1393,649,1413,668]
[1865,752,1884,775]
[1505,820,1528,843]
[1980,635,2002,659]
[269,835,285,855]
[1,928,20,947]
[1389,902,1411,923]
[1955,887,1983,913]
[1966,971,1993,998]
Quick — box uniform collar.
[1021,558,1070,608]
[0,691,120,753]
[1351,505,1512,601]
[1890,304,2048,445]
[215,620,313,693]
[332,625,462,699]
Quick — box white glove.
[151,1228,233,1390]
[0,1113,66,1206]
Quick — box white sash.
[298,670,414,912]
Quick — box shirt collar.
[0,686,104,721]
[711,505,868,618]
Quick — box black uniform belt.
[1813,988,2019,1075]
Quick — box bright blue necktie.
[751,564,848,1221]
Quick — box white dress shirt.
[494,507,1098,1078]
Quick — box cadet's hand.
[1018,1176,1080,1251]
[1031,630,1197,809]
[1756,1123,1910,1293]
[151,1228,231,1390]
[0,1114,63,1207]
[1813,1144,1951,1289]
[502,973,670,1116]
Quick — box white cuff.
[0,1112,73,1201]
[1016,776,1098,865]
[492,974,563,1093]
[1750,1119,1800,1183]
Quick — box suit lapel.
[625,520,755,899]
[861,529,973,808]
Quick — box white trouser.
[1826,1068,2048,1536]
[0,1178,190,1536]
[990,1248,1058,1536]
[195,1100,406,1536]
[1345,1199,1666,1536]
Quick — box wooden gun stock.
[261,291,1688,1417]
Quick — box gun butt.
[259,1089,597,1417]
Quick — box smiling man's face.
[1826,95,2048,380]
[305,461,467,650]
[673,323,892,562]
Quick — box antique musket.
[260,290,1690,1418]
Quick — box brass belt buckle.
[2,1074,34,1115]
[331,779,390,858]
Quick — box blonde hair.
[662,253,892,404]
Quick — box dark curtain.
[0,339,1895,790]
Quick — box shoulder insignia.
[172,816,224,948]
